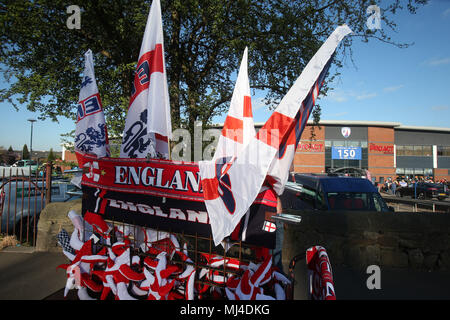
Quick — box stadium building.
[289,120,450,183]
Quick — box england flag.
[120,0,171,159]
[200,25,352,245]
[265,53,334,195]
[74,49,110,158]
[213,47,255,163]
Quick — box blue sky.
[1,0,449,152]
[249,0,450,126]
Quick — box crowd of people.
[377,176,449,195]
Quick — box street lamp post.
[27,119,37,178]
[27,119,36,161]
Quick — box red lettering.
[297,143,323,152]
[369,143,393,154]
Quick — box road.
[0,247,67,300]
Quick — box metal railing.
[0,163,54,246]
[381,193,450,213]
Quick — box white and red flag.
[213,47,255,162]
[75,49,110,158]
[199,25,352,245]
[265,52,334,195]
[120,0,171,159]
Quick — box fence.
[382,194,450,213]
[0,163,54,246]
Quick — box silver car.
[0,179,80,239]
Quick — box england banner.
[120,0,171,159]
[266,55,334,195]
[74,49,110,158]
[213,47,255,162]
[76,151,277,248]
[200,25,352,246]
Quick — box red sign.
[369,143,394,154]
[297,143,323,152]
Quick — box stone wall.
[282,210,450,271]
[36,199,81,252]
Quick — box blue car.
[281,173,393,212]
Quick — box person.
[391,179,397,195]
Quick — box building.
[293,120,450,183]
[62,120,450,183]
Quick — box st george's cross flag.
[199,25,352,245]
[74,49,110,158]
[213,47,255,163]
[120,0,172,159]
[265,53,334,195]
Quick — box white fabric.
[213,47,255,161]
[74,49,110,158]
[120,0,171,159]
[199,25,352,245]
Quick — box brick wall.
[293,125,325,174]
[368,127,395,181]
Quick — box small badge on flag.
[262,221,276,233]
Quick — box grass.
[0,234,19,250]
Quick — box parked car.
[0,178,80,238]
[395,182,448,201]
[281,173,393,212]
[11,159,39,174]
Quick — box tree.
[22,144,30,160]
[47,148,56,162]
[0,1,428,141]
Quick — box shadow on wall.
[282,209,450,273]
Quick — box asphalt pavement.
[0,246,68,300]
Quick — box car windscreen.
[326,192,389,212]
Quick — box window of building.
[423,146,432,157]
[437,146,450,156]
[413,145,423,156]
[396,168,433,177]
[404,146,414,156]
[397,145,434,156]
